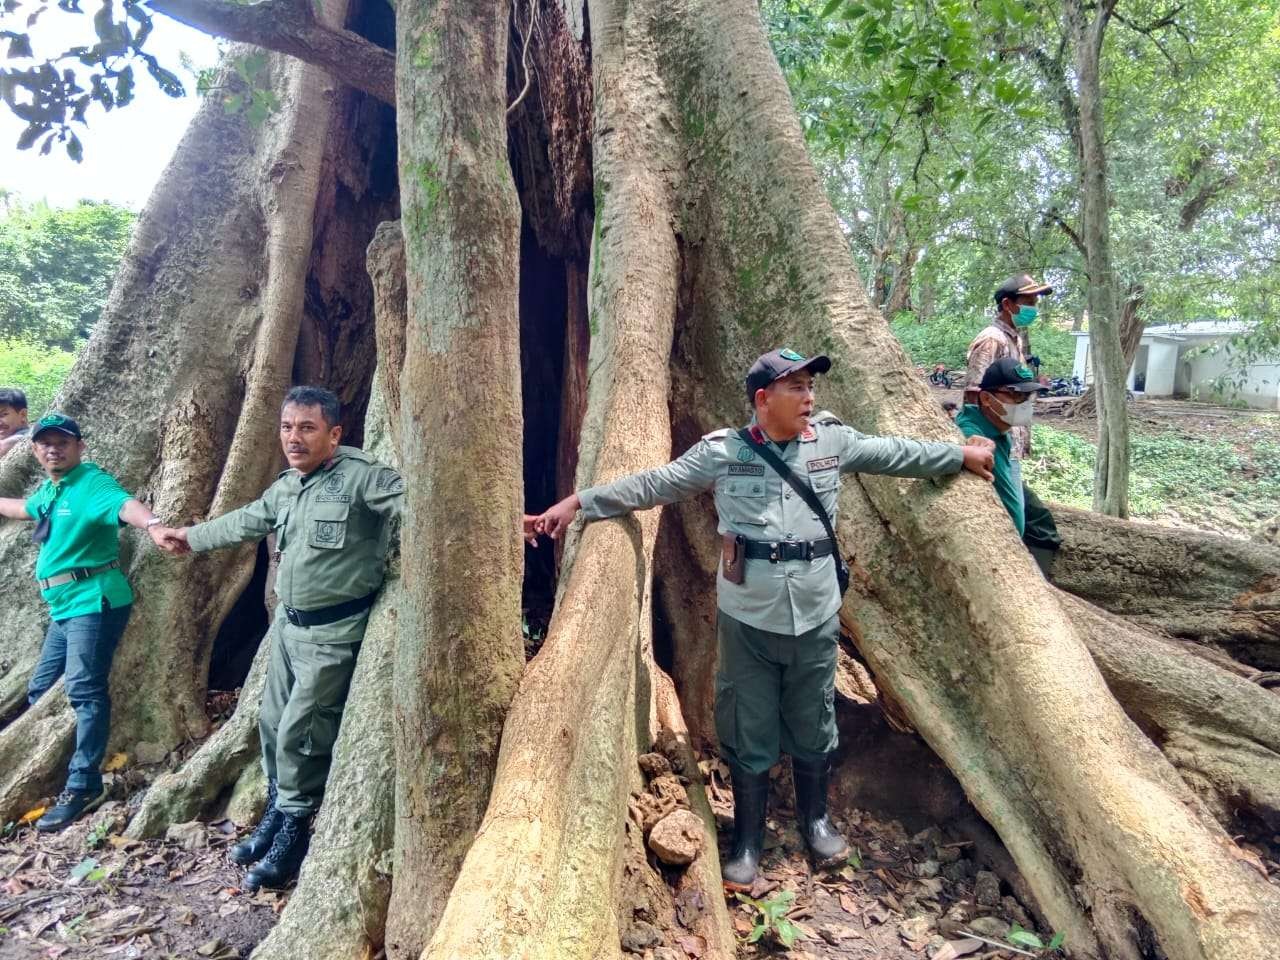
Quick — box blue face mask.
[1013,305,1039,327]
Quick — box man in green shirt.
[530,349,994,890]
[159,386,403,890]
[0,414,172,831]
[954,357,1047,537]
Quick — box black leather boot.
[721,766,769,892]
[229,778,281,866]
[792,754,849,866]
[244,810,311,890]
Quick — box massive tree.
[1,1,1279,959]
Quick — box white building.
[1071,320,1280,411]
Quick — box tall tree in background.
[0,199,136,348]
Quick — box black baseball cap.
[979,358,1047,393]
[994,273,1053,304]
[745,348,832,401]
[32,413,82,441]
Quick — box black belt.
[283,590,379,628]
[38,560,120,590]
[742,538,834,562]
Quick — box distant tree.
[0,198,135,348]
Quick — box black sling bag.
[737,429,850,597]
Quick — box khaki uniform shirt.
[187,446,403,642]
[965,317,1030,459]
[579,413,963,636]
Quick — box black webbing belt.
[283,590,379,627]
[742,538,835,562]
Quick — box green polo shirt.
[954,404,1023,535]
[24,462,134,620]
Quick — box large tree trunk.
[0,5,395,818]
[383,0,526,954]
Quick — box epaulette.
[336,445,374,464]
[813,410,844,426]
[702,427,734,443]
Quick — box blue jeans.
[28,604,132,793]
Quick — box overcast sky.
[0,9,221,209]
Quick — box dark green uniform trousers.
[715,610,839,775]
[259,616,362,816]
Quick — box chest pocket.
[308,501,350,550]
[716,477,768,526]
[806,470,840,519]
[272,506,291,552]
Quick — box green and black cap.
[978,357,1047,394]
[31,413,82,441]
[745,348,831,401]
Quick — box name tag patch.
[807,456,838,472]
[316,494,353,504]
[727,464,765,477]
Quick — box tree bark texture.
[385,0,526,954]
[1068,0,1131,517]
[0,14,394,819]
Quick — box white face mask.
[1003,397,1035,426]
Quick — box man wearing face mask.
[956,359,1047,538]
[965,274,1062,574]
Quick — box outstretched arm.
[0,497,31,520]
[533,439,722,541]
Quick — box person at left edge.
[158,386,403,891]
[0,413,174,831]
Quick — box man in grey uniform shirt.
[533,348,994,890]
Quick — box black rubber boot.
[229,778,281,866]
[721,766,769,892]
[35,787,108,833]
[244,810,311,891]
[792,754,850,866]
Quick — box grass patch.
[1023,423,1280,534]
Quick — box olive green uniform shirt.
[187,446,403,642]
[579,413,963,635]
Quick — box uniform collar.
[746,419,815,446]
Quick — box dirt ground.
[0,804,284,960]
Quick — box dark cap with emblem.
[31,413,82,441]
[994,273,1053,304]
[979,357,1047,394]
[745,348,832,401]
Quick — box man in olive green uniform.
[162,386,402,890]
[532,349,994,891]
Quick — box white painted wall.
[1144,340,1180,396]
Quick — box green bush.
[1023,424,1280,530]
[889,315,1077,378]
[0,339,78,417]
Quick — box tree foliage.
[764,0,1280,373]
[0,197,136,347]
